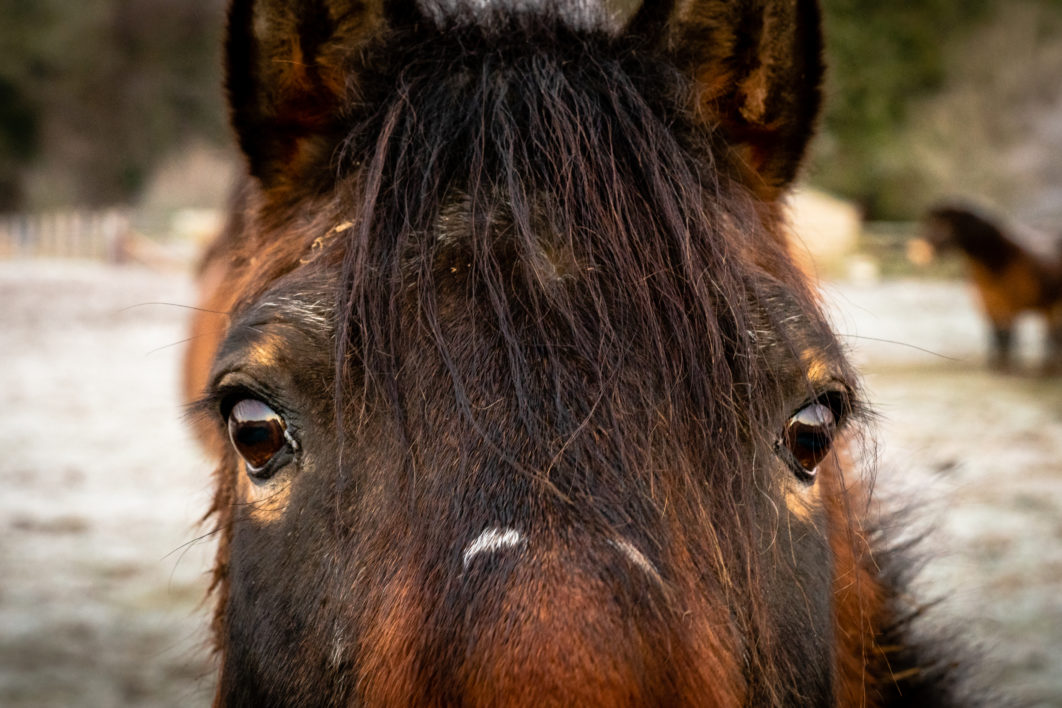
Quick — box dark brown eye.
[227,399,291,477]
[782,401,838,477]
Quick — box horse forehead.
[214,274,336,374]
[244,279,335,329]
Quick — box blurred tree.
[889,0,1062,225]
[0,0,45,210]
[0,76,38,211]
[2,0,1058,217]
[813,0,991,218]
[0,0,226,209]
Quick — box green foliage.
[0,77,38,210]
[0,0,227,209]
[812,0,991,218]
[0,0,1055,217]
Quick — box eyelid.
[192,375,285,434]
[216,386,255,420]
[803,383,857,423]
[211,372,282,416]
[819,388,851,419]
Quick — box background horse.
[184,0,976,704]
[921,204,1062,372]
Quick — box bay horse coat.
[184,0,980,704]
[923,204,1062,372]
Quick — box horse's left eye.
[226,398,292,479]
[782,398,841,477]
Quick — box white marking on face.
[609,538,661,581]
[330,625,345,667]
[462,527,526,569]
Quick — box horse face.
[205,269,852,705]
[189,0,876,705]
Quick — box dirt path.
[0,265,1059,706]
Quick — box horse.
[921,204,1062,372]
[183,0,977,704]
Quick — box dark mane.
[334,13,828,420]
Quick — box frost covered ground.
[825,279,1062,707]
[0,262,215,707]
[0,262,1059,706]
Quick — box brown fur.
[925,204,1062,372]
[183,1,979,705]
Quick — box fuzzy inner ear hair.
[626,0,824,198]
[226,0,418,190]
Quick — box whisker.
[145,327,228,357]
[167,526,223,593]
[121,302,232,316]
[837,333,964,361]
[163,527,221,563]
[230,481,295,509]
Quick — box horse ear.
[225,0,415,187]
[627,0,824,197]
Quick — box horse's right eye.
[226,399,292,478]
[784,402,836,473]
[779,392,849,480]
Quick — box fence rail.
[0,209,133,262]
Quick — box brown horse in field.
[922,204,1062,372]
[184,0,979,704]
